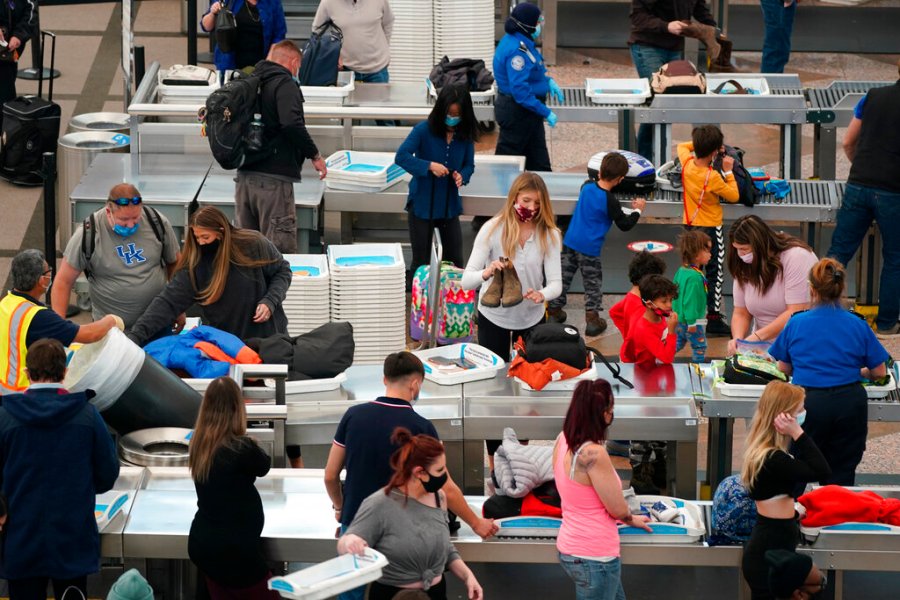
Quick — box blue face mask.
[445,115,461,127]
[532,24,542,40]
[796,410,807,427]
[113,222,139,237]
[292,75,300,85]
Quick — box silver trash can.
[57,131,130,244]
[68,112,130,134]
[119,427,192,467]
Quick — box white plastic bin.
[268,549,388,600]
[414,343,506,385]
[585,78,651,105]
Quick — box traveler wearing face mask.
[200,0,287,82]
[493,2,563,173]
[462,172,562,361]
[726,215,818,356]
[768,258,889,486]
[1,251,121,395]
[741,382,831,600]
[620,274,680,366]
[52,184,182,335]
[338,427,484,600]
[325,353,496,600]
[126,206,291,347]
[235,40,327,254]
[394,84,479,272]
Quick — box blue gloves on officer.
[547,111,558,128]
[548,78,564,103]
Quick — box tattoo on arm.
[576,447,600,471]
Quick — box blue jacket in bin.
[493,32,551,118]
[200,0,287,73]
[145,325,260,379]
[0,386,119,579]
[394,121,476,221]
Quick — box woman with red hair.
[337,428,482,600]
[554,379,652,600]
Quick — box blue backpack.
[299,21,343,87]
[709,474,758,546]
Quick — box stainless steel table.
[69,153,213,242]
[100,466,146,559]
[196,163,325,253]
[462,363,700,499]
[280,365,465,476]
[692,363,900,494]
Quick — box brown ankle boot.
[709,37,739,73]
[501,258,524,307]
[547,307,567,323]
[480,266,503,308]
[585,311,608,337]
[682,21,720,61]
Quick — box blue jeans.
[759,0,796,73]
[558,553,626,600]
[629,44,682,161]
[676,322,707,362]
[827,183,900,330]
[338,525,366,600]
[353,66,390,83]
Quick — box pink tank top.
[554,435,622,558]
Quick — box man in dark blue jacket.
[0,338,120,600]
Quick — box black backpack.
[429,56,495,93]
[722,355,787,386]
[714,145,760,208]
[81,205,167,280]
[200,73,262,170]
[299,20,343,87]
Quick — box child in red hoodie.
[620,274,679,365]
[609,250,667,338]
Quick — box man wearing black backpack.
[51,184,183,337]
[236,40,327,254]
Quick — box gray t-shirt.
[346,488,460,589]
[63,207,179,327]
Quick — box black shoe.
[706,312,731,337]
[547,308,567,323]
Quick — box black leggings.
[741,514,800,600]
[368,578,447,600]
[408,212,464,273]
[802,383,868,486]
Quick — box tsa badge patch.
[511,55,526,71]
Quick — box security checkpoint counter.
[461,362,700,499]
[691,362,900,495]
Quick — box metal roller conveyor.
[462,363,699,499]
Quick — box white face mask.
[739,251,754,264]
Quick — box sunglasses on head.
[110,196,142,206]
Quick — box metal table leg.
[323,210,352,245]
[462,440,486,495]
[542,0,559,66]
[619,109,636,152]
[670,439,699,500]
[706,416,734,495]
[781,124,803,179]
[813,125,838,180]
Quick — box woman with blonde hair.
[127,206,291,346]
[740,381,830,600]
[188,376,277,599]
[462,171,562,360]
[768,257,889,486]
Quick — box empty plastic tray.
[269,549,388,600]
[585,78,651,105]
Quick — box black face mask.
[421,471,448,493]
[199,239,221,256]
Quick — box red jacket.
[620,314,677,365]
[609,292,644,338]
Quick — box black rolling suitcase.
[0,31,60,186]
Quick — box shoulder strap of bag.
[714,80,746,95]
[142,204,169,270]
[82,212,97,280]
[588,348,634,389]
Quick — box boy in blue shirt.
[547,152,646,336]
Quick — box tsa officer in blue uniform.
[493,2,564,173]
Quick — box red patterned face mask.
[514,203,538,223]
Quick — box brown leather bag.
[651,60,707,94]
[712,79,749,95]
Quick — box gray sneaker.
[876,323,900,339]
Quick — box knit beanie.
[505,2,542,35]
[765,550,813,598]
[107,569,154,600]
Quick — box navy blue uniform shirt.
[333,396,439,527]
[493,32,551,118]
[10,291,79,348]
[769,305,889,388]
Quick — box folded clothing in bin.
[145,326,261,379]
[246,322,354,381]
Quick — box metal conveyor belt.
[807,80,891,110]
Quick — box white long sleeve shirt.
[462,217,562,331]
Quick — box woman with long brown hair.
[740,381,830,600]
[462,171,562,360]
[188,376,277,599]
[726,215,818,355]
[127,206,291,345]
[768,258,889,486]
[337,428,483,600]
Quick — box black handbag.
[214,0,238,54]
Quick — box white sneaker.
[876,323,900,339]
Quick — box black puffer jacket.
[239,59,320,180]
[0,0,37,51]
